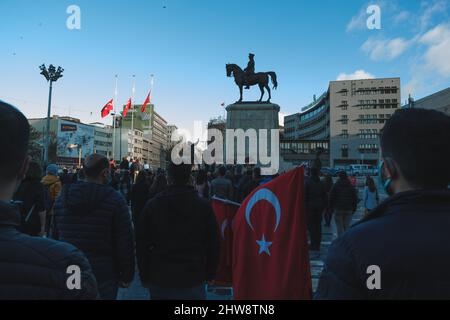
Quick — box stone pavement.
[118,179,387,300]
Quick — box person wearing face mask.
[53,154,135,300]
[0,101,98,299]
[315,108,450,300]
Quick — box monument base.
[226,102,280,131]
[225,102,280,174]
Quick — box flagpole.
[112,74,118,161]
[131,75,136,160]
[148,74,154,166]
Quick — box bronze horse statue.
[226,64,278,103]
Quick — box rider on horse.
[244,53,255,89]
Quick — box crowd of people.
[1,99,450,300]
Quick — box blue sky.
[1,0,449,130]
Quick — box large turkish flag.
[232,167,312,300]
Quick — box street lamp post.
[40,64,64,166]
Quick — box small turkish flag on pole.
[101,99,114,118]
[123,98,132,118]
[211,197,240,286]
[141,91,151,113]
[232,166,312,300]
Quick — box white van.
[348,165,371,176]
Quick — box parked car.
[348,164,378,176]
[321,167,338,177]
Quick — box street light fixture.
[68,144,82,168]
[40,64,64,166]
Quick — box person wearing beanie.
[41,164,62,232]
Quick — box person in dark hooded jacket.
[0,101,97,299]
[53,154,135,300]
[316,108,450,300]
[328,171,358,237]
[136,162,220,300]
[305,167,327,251]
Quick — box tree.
[28,126,44,163]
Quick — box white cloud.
[419,0,448,30]
[392,11,411,25]
[420,23,450,77]
[347,7,368,32]
[337,70,375,81]
[361,37,414,61]
[279,112,287,127]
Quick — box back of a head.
[83,154,109,179]
[46,164,58,176]
[196,169,207,185]
[253,167,261,180]
[168,162,192,185]
[218,166,226,176]
[0,101,30,184]
[26,161,43,181]
[310,167,319,178]
[381,108,450,189]
[338,170,347,180]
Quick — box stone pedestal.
[226,102,280,131]
[225,102,280,174]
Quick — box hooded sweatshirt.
[41,174,62,202]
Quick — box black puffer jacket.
[305,176,327,213]
[53,182,135,284]
[136,185,220,288]
[0,201,98,299]
[316,190,450,299]
[329,178,358,212]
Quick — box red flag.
[101,99,114,118]
[123,98,132,118]
[232,167,312,300]
[211,198,239,286]
[141,91,152,113]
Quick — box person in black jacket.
[0,101,97,299]
[316,108,450,300]
[136,162,220,300]
[305,167,327,251]
[130,170,150,224]
[328,171,358,237]
[13,161,47,237]
[53,154,135,300]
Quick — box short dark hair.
[381,108,450,189]
[253,167,261,179]
[310,167,319,177]
[83,154,109,178]
[168,162,192,185]
[218,166,226,176]
[26,161,43,181]
[0,101,30,182]
[338,171,347,179]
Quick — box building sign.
[61,124,77,132]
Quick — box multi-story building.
[29,116,100,166]
[284,77,401,168]
[284,92,330,140]
[118,104,169,169]
[404,86,450,115]
[90,122,113,158]
[329,78,400,167]
[166,124,178,148]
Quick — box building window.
[341,130,348,139]
[341,144,348,158]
